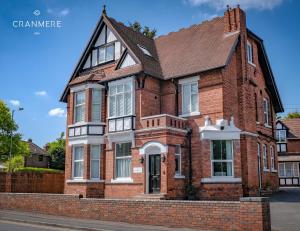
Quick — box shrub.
[13,167,63,174]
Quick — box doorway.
[149,154,161,194]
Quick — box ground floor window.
[73,146,84,179]
[270,146,275,171]
[90,145,100,179]
[263,144,268,170]
[279,162,299,177]
[115,142,132,178]
[175,145,182,175]
[211,140,233,177]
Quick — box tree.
[0,100,29,163]
[285,111,300,119]
[45,132,65,170]
[129,21,157,39]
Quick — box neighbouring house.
[276,118,300,186]
[60,6,284,199]
[24,139,50,168]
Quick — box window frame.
[108,77,135,119]
[247,40,254,64]
[90,145,101,180]
[74,91,86,124]
[180,81,199,117]
[72,145,84,179]
[263,98,270,126]
[175,145,182,176]
[270,146,276,171]
[91,89,102,122]
[263,144,268,171]
[211,140,234,177]
[276,130,287,142]
[114,142,132,179]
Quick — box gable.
[119,53,136,69]
[81,24,125,71]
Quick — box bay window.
[211,140,233,177]
[74,91,85,123]
[175,145,182,176]
[92,89,101,122]
[115,142,132,178]
[90,145,100,179]
[73,146,84,179]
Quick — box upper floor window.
[115,142,132,178]
[73,146,84,179]
[263,98,270,126]
[108,79,133,118]
[276,130,287,142]
[92,89,101,122]
[277,143,287,153]
[175,145,182,176]
[74,91,85,123]
[83,25,123,70]
[247,41,254,64]
[211,140,233,177]
[180,77,199,117]
[263,144,268,171]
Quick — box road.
[270,187,300,231]
[0,209,196,231]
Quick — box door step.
[133,193,166,200]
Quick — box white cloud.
[187,0,285,10]
[35,91,47,96]
[9,100,20,107]
[48,108,65,117]
[47,8,70,16]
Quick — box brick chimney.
[224,5,246,33]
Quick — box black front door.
[149,154,161,194]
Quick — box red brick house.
[276,118,300,186]
[60,6,283,200]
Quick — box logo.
[33,10,40,16]
[12,9,63,35]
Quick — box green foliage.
[5,155,24,172]
[13,167,63,174]
[129,21,157,39]
[0,100,29,162]
[285,111,300,119]
[45,132,65,170]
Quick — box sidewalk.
[0,210,197,231]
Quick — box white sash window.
[211,140,233,177]
[115,142,132,178]
[92,89,101,122]
[73,146,84,179]
[90,145,100,179]
[74,91,85,123]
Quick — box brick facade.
[0,193,271,231]
[62,7,282,200]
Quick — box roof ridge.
[155,16,223,40]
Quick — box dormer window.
[83,25,123,70]
[137,44,152,57]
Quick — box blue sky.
[0,0,299,147]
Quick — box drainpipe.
[186,128,193,186]
[171,78,179,116]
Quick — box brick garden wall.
[0,193,271,231]
[0,172,64,194]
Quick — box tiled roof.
[155,17,239,79]
[282,118,300,138]
[25,141,49,156]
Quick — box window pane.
[279,164,285,177]
[116,143,132,157]
[92,49,98,66]
[124,92,132,115]
[285,163,293,177]
[99,47,105,63]
[109,95,116,117]
[92,89,101,103]
[175,155,179,173]
[74,146,83,160]
[191,83,198,93]
[76,92,85,105]
[92,89,101,122]
[110,85,116,95]
[117,84,123,93]
[116,94,124,116]
[182,85,190,114]
[213,162,222,176]
[191,94,198,112]
[124,82,132,92]
[90,145,100,159]
[281,144,286,152]
[106,45,114,61]
[75,105,85,123]
[74,162,83,178]
[226,141,232,159]
[91,160,100,179]
[116,158,131,178]
[212,140,221,160]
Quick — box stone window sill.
[66,179,105,183]
[179,111,200,118]
[263,168,269,172]
[110,177,134,184]
[174,175,185,179]
[201,177,242,183]
[264,124,272,129]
